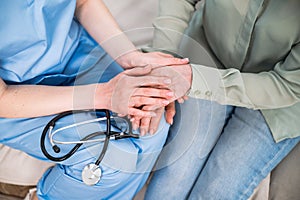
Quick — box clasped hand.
[129,64,192,135]
[103,58,192,135]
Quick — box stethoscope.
[40,109,139,186]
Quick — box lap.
[146,100,300,200]
[189,107,300,200]
[156,98,231,169]
[146,99,232,200]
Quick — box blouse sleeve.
[187,43,300,110]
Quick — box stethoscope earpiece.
[52,145,60,153]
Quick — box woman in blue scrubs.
[0,0,188,199]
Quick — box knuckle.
[143,106,153,111]
[147,106,155,111]
[129,109,138,116]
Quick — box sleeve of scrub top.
[187,43,300,110]
[151,0,200,53]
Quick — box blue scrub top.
[0,0,84,84]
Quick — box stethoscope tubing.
[40,109,111,162]
[40,109,140,185]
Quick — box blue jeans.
[145,98,300,200]
[0,34,169,199]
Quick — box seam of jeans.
[198,106,230,159]
[239,140,293,200]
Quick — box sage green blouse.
[151,0,300,142]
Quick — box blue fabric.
[1,102,169,200]
[0,0,80,83]
[145,99,300,200]
[0,1,170,199]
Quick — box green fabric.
[152,0,300,142]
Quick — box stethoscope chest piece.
[82,163,102,186]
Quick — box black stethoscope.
[40,109,139,186]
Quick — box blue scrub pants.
[0,36,169,199]
[145,98,300,200]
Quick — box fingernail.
[163,100,169,105]
[140,129,145,136]
[170,119,173,125]
[164,79,171,84]
[149,129,155,135]
[167,92,174,97]
[182,58,189,62]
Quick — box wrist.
[94,83,112,110]
[186,64,192,88]
[116,50,142,69]
[184,64,193,95]
[178,64,192,90]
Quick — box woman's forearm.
[74,0,191,69]
[0,79,107,118]
[0,68,175,118]
[75,0,137,62]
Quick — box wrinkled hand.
[104,63,192,134]
[140,64,192,112]
[116,51,189,69]
[153,64,192,99]
[100,66,174,117]
[129,64,192,135]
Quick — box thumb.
[124,65,153,76]
[165,102,176,125]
